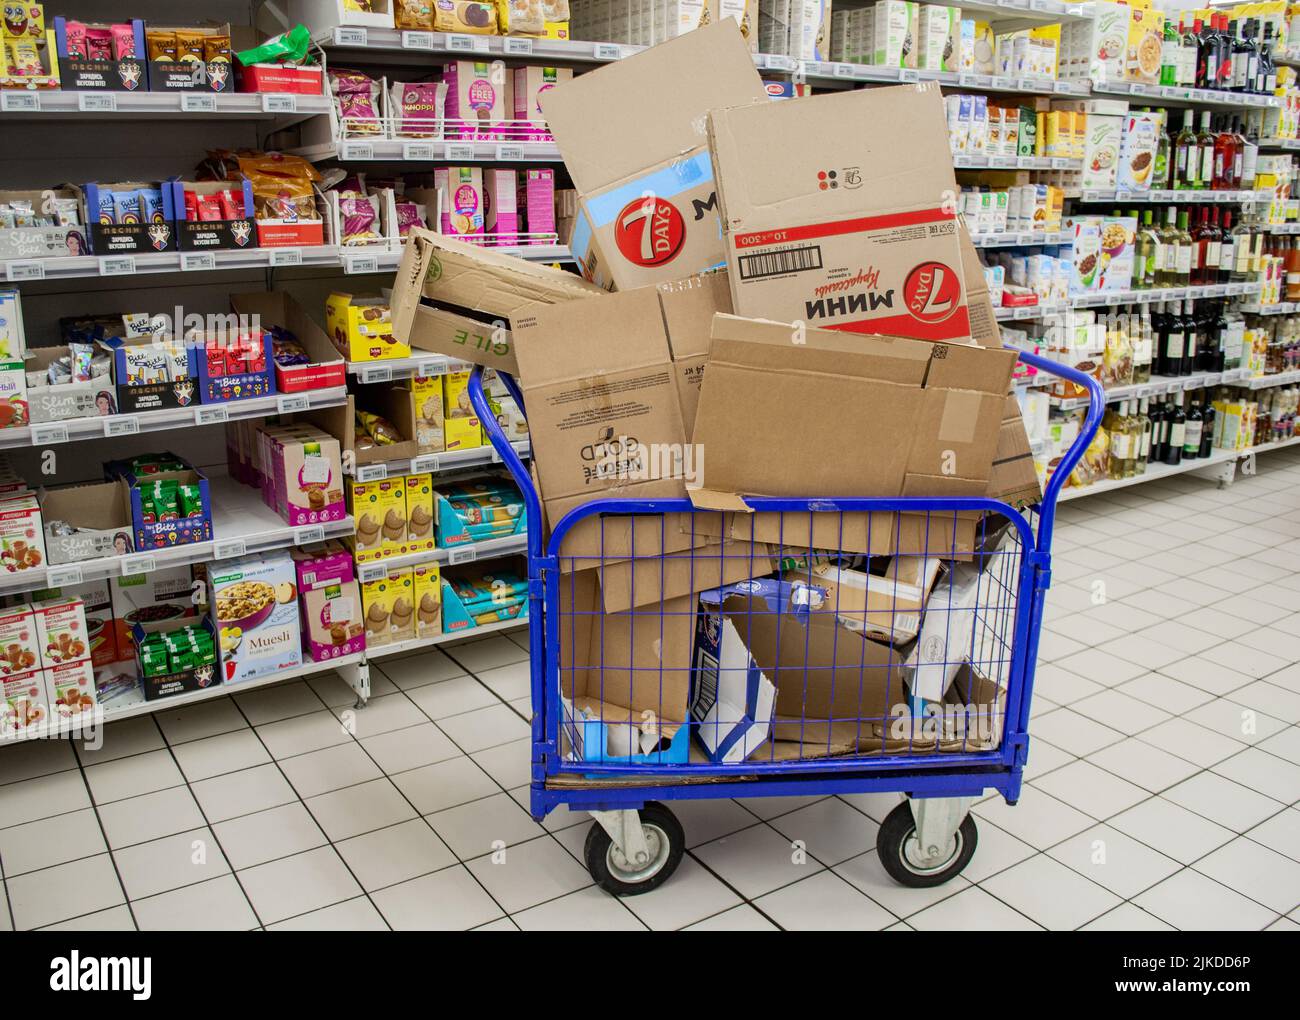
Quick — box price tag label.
[410,454,440,474]
[121,554,156,577]
[104,416,139,437]
[1115,189,1132,202]
[833,63,856,79]
[294,526,325,546]
[594,43,622,60]
[990,156,1016,168]
[1013,307,1036,320]
[5,260,44,282]
[403,142,437,160]
[78,92,117,112]
[334,26,367,46]
[340,141,375,160]
[503,37,533,55]
[182,93,217,113]
[495,144,524,161]
[416,357,449,377]
[213,539,246,560]
[448,545,477,565]
[359,364,392,384]
[402,31,435,49]
[262,93,297,114]
[47,564,83,587]
[355,463,387,482]
[990,76,1012,90]
[953,154,973,168]
[31,423,68,445]
[1017,233,1035,245]
[1,91,40,112]
[98,255,135,276]
[446,33,475,51]
[358,562,387,583]
[899,68,919,83]
[269,247,302,267]
[180,252,215,272]
[997,0,1018,7]
[1030,0,1051,10]
[445,143,475,160]
[344,254,379,275]
[278,394,311,414]
[195,405,228,425]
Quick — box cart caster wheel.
[877,801,977,888]
[585,802,684,896]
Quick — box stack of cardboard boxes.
[391,20,1039,767]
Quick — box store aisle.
[1,450,1298,932]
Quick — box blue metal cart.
[469,351,1102,894]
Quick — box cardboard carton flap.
[514,286,673,387]
[407,303,519,377]
[689,489,754,514]
[923,341,1018,394]
[658,272,733,360]
[539,21,769,197]
[391,229,603,345]
[707,82,956,225]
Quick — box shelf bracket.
[339,660,371,709]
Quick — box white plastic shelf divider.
[348,352,471,382]
[348,440,530,480]
[300,138,562,163]
[0,89,331,119]
[995,281,1261,320]
[354,533,527,582]
[1051,368,1256,411]
[1260,223,1300,234]
[1,242,569,283]
[971,230,1069,248]
[0,473,355,599]
[1239,301,1299,315]
[0,387,348,451]
[1075,188,1261,204]
[1244,368,1300,389]
[955,155,1082,170]
[366,615,524,661]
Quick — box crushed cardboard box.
[540,20,769,291]
[783,556,942,646]
[708,81,976,341]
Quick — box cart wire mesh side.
[467,350,1103,893]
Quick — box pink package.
[520,168,555,242]
[484,169,518,245]
[292,546,364,661]
[434,166,485,236]
[443,60,508,140]
[511,65,571,141]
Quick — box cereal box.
[435,166,485,237]
[210,551,302,685]
[1124,1,1163,85]
[109,565,196,661]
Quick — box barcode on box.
[737,245,823,281]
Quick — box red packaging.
[85,28,112,60]
[196,195,224,222]
[110,23,136,60]
[183,189,199,222]
[218,190,242,220]
[64,20,88,58]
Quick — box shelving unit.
[347,440,530,481]
[994,281,1262,320]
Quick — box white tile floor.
[2,448,1299,931]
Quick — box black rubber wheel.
[877,801,978,888]
[584,802,685,896]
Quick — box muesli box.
[209,551,302,684]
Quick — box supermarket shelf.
[0,89,330,120]
[0,473,355,599]
[955,155,1081,170]
[355,533,527,582]
[348,440,531,480]
[1261,223,1300,235]
[348,353,471,382]
[1075,188,1262,204]
[1089,80,1283,110]
[367,616,525,661]
[0,388,348,450]
[995,281,1261,320]
[1239,301,1299,315]
[1051,368,1256,411]
[971,230,1069,248]
[0,241,569,284]
[1258,137,1300,150]
[294,138,562,163]
[1244,369,1300,390]
[1059,432,1300,501]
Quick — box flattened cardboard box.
[691,313,1017,506]
[708,82,975,340]
[658,271,733,434]
[514,284,771,604]
[540,21,769,292]
[389,229,604,365]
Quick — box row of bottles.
[1248,313,1300,375]
[1158,13,1278,95]
[1103,389,1220,480]
[1254,386,1300,445]
[1131,206,1262,289]
[1151,301,1245,377]
[1164,110,1259,192]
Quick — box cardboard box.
[292,542,364,661]
[540,20,769,290]
[390,230,603,369]
[0,362,28,429]
[691,576,905,762]
[0,494,45,574]
[325,292,409,362]
[109,566,197,659]
[39,480,136,564]
[2,671,48,733]
[783,556,941,645]
[31,596,90,667]
[690,313,1017,510]
[442,371,484,451]
[441,563,527,632]
[708,82,974,340]
[44,658,97,720]
[558,571,695,764]
[230,292,346,393]
[0,604,40,678]
[991,394,1043,508]
[210,551,302,685]
[659,271,733,434]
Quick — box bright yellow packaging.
[442,371,483,451]
[409,374,446,453]
[412,563,442,639]
[1124,1,1164,84]
[404,473,435,556]
[347,477,407,562]
[361,569,414,647]
[325,293,411,362]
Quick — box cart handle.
[1007,346,1105,552]
[467,366,545,562]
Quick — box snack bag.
[390,79,447,139]
[329,68,382,137]
[340,195,381,245]
[395,0,435,29]
[237,152,323,224]
[497,0,545,34]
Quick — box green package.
[235,23,311,67]
[179,484,204,519]
[151,480,179,522]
